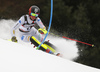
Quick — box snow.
[0,19,78,60]
[0,19,100,72]
[0,38,100,72]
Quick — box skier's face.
[30,16,36,20]
[30,13,38,20]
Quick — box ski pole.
[50,32,94,47]
[36,0,53,50]
[62,36,94,47]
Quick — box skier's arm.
[11,16,24,37]
[36,17,46,29]
[36,18,47,34]
[11,22,20,37]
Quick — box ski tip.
[56,53,60,56]
[54,53,62,57]
[8,39,12,41]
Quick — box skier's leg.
[31,27,43,42]
[19,31,31,42]
[30,36,53,54]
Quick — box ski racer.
[11,5,55,55]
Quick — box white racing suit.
[11,14,45,42]
[11,14,55,54]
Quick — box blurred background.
[0,0,100,69]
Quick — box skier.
[11,5,55,54]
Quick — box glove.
[38,28,47,34]
[11,36,18,42]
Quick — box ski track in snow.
[0,19,79,60]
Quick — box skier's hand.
[11,36,18,42]
[38,28,47,34]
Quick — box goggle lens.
[31,13,38,17]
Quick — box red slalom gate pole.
[62,36,94,47]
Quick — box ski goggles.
[31,13,38,17]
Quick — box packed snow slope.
[0,19,78,60]
[0,38,100,72]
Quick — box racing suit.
[11,14,45,42]
[11,14,54,54]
